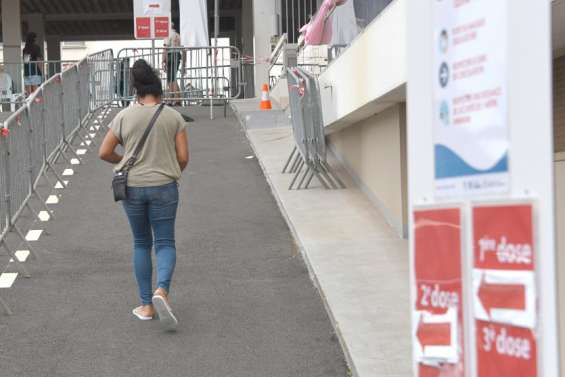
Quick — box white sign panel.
[433,0,508,198]
[143,0,165,15]
[134,0,171,40]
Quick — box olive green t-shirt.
[110,104,187,187]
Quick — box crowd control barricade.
[283,67,344,190]
[116,46,243,104]
[78,59,90,120]
[62,66,81,139]
[88,49,115,111]
[42,75,65,162]
[0,49,103,315]
[1,60,79,97]
[60,64,90,155]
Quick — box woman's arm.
[175,129,189,171]
[99,129,123,164]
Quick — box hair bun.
[130,59,163,97]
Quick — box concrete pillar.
[23,13,46,60]
[46,37,62,75]
[241,0,255,97]
[252,0,277,97]
[2,0,22,93]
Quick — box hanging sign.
[134,0,171,39]
[472,203,537,376]
[412,207,465,376]
[433,0,509,199]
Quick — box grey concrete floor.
[0,106,347,377]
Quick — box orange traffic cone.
[260,84,272,110]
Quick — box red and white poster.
[472,203,537,376]
[133,0,170,39]
[135,17,151,39]
[413,208,465,376]
[154,17,170,38]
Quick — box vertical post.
[211,0,219,120]
[1,126,12,231]
[151,39,156,68]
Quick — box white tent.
[179,0,210,47]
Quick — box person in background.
[98,59,189,331]
[162,22,185,106]
[23,32,43,96]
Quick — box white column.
[252,0,277,96]
[241,0,255,97]
[2,0,22,93]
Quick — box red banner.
[472,203,537,376]
[135,17,151,39]
[473,204,534,271]
[154,17,170,38]
[476,321,537,376]
[413,208,464,376]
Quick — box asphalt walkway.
[0,106,347,377]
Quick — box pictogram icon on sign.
[417,317,451,348]
[478,277,526,317]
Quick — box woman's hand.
[99,129,123,164]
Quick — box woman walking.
[23,32,43,96]
[99,59,189,330]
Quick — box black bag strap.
[123,103,165,171]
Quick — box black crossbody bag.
[112,103,165,202]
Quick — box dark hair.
[23,32,37,55]
[131,59,162,98]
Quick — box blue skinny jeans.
[122,181,178,305]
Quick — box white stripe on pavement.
[38,211,50,222]
[9,250,30,263]
[46,195,59,204]
[0,273,18,288]
[25,230,43,241]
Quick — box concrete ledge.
[232,102,412,377]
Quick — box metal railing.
[88,49,115,111]
[1,60,79,95]
[282,67,344,190]
[268,34,288,90]
[268,35,329,91]
[0,55,108,315]
[278,0,320,44]
[115,46,242,105]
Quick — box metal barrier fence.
[1,60,79,96]
[282,67,344,190]
[0,54,100,315]
[116,46,242,104]
[88,49,115,111]
[277,0,320,44]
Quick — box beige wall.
[319,0,406,129]
[328,104,407,237]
